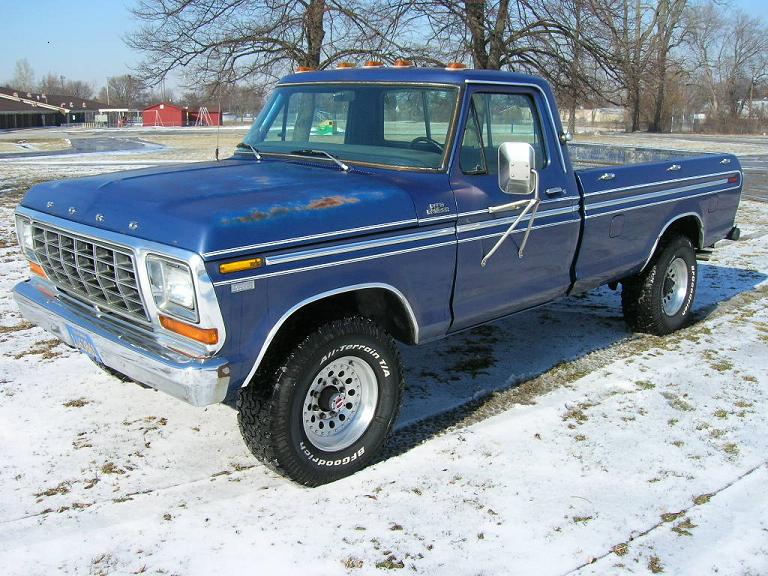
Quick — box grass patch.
[636,380,655,390]
[648,556,664,573]
[612,543,629,556]
[343,557,364,569]
[100,462,125,475]
[722,443,739,456]
[35,481,71,498]
[661,392,695,412]
[660,511,685,523]
[672,517,697,536]
[375,555,405,570]
[63,398,90,408]
[693,493,713,506]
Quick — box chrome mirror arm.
[481,169,540,267]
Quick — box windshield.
[239,83,459,170]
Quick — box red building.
[142,103,189,127]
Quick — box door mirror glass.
[498,141,535,195]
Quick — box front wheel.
[621,235,698,335]
[237,317,403,486]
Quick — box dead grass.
[13,338,65,360]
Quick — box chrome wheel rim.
[662,257,689,316]
[302,355,378,452]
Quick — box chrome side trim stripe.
[202,218,419,258]
[418,214,457,224]
[584,185,739,219]
[581,170,739,198]
[457,205,578,234]
[586,178,728,212]
[458,218,577,243]
[214,240,456,285]
[265,227,455,266]
[204,199,578,260]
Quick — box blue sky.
[1,0,766,95]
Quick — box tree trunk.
[302,0,326,68]
[568,0,583,135]
[465,0,489,69]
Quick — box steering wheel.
[410,136,444,153]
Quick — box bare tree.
[9,59,36,92]
[685,2,768,127]
[98,75,150,108]
[37,74,94,99]
[126,0,403,87]
[647,0,687,132]
[405,0,571,72]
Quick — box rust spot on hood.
[307,195,360,210]
[225,195,360,225]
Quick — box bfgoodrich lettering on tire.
[621,235,698,335]
[237,316,403,486]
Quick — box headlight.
[15,215,36,260]
[146,255,198,322]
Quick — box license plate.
[66,325,103,365]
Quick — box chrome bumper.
[13,280,230,406]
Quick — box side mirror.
[498,142,536,195]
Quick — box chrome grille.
[31,224,150,323]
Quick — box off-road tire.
[621,235,697,335]
[237,316,404,486]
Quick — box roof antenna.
[215,83,221,161]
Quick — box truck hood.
[20,158,419,258]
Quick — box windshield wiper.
[236,142,262,160]
[291,149,349,172]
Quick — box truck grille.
[31,224,150,324]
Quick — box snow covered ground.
[1,162,767,575]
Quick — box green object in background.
[316,120,335,135]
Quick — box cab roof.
[278,66,549,90]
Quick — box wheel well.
[660,215,702,249]
[247,288,416,387]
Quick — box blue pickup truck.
[13,65,742,485]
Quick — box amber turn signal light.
[219,258,263,274]
[159,315,219,345]
[29,261,47,279]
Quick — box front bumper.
[13,279,230,406]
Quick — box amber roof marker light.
[393,59,414,67]
[336,62,356,69]
[362,61,384,68]
[295,66,316,73]
[445,62,467,70]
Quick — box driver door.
[449,86,581,331]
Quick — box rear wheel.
[237,316,403,486]
[621,235,697,335]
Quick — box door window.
[460,92,547,174]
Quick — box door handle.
[667,164,681,171]
[545,187,565,198]
[598,172,615,181]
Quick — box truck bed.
[572,152,742,292]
